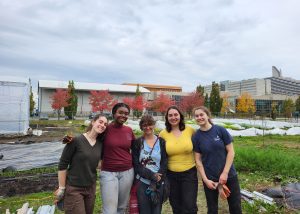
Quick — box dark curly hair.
[139,114,156,130]
[165,106,185,132]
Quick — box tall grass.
[233,135,300,178]
[235,146,300,177]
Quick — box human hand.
[153,173,162,182]
[54,187,65,201]
[219,171,228,185]
[204,179,218,190]
[62,135,73,144]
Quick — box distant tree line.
[48,80,300,120]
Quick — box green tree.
[209,82,222,115]
[296,95,300,111]
[196,84,204,97]
[204,93,209,108]
[133,84,143,119]
[29,87,35,116]
[64,80,78,119]
[282,98,294,119]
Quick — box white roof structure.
[0,76,30,84]
[38,80,150,93]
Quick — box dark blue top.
[192,125,237,181]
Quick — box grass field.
[1,135,299,213]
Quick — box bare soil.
[0,126,72,197]
[0,126,76,144]
[0,173,58,197]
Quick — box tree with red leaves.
[179,91,204,118]
[150,93,175,115]
[122,97,134,109]
[133,95,148,119]
[50,89,70,120]
[89,90,117,113]
[122,95,148,119]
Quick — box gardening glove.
[223,184,231,197]
[62,135,73,144]
[218,184,231,199]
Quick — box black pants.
[203,175,242,214]
[167,167,198,214]
[137,181,163,214]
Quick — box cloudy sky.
[0,0,299,92]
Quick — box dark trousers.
[137,181,163,214]
[64,183,96,214]
[203,175,242,214]
[167,167,198,214]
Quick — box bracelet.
[59,186,66,190]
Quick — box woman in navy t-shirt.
[192,106,242,214]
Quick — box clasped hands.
[205,180,231,199]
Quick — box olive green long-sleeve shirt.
[58,134,103,187]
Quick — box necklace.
[84,132,97,145]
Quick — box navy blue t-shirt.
[192,125,237,181]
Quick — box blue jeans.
[100,168,134,214]
[203,175,242,214]
[137,181,163,214]
[167,167,198,214]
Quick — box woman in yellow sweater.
[159,106,198,214]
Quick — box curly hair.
[139,114,156,130]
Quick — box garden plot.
[127,118,300,136]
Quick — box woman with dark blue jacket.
[131,114,168,214]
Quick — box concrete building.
[123,83,189,105]
[203,66,300,114]
[38,80,150,115]
[265,66,300,95]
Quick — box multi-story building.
[123,83,189,105]
[265,66,300,95]
[204,66,299,114]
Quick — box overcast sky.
[0,0,299,92]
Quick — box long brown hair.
[86,114,107,132]
[86,113,107,141]
[165,106,185,132]
[193,106,213,125]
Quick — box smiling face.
[92,116,108,134]
[194,108,210,127]
[142,123,155,135]
[114,106,129,125]
[167,108,181,127]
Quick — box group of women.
[55,102,242,214]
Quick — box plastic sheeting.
[263,183,300,210]
[0,77,30,134]
[0,141,65,170]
